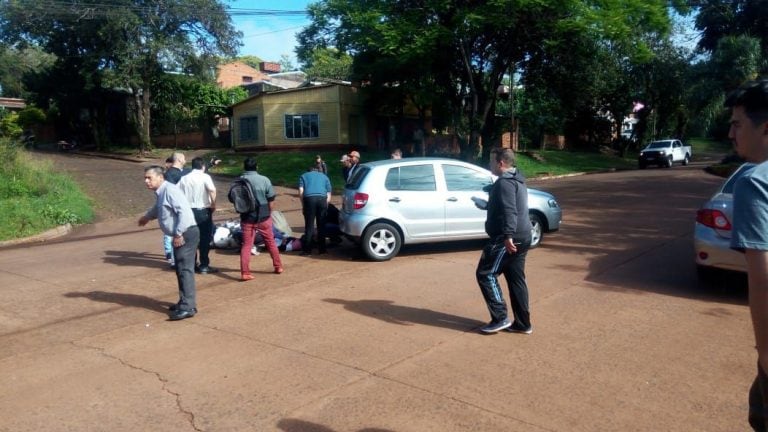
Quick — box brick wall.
[216,62,269,89]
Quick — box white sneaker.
[250,246,260,256]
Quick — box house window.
[285,114,319,139]
[242,75,253,83]
[239,116,258,142]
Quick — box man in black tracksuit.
[476,148,533,334]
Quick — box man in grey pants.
[139,165,199,321]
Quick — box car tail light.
[353,192,369,210]
[696,209,732,230]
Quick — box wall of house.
[217,62,269,89]
[233,85,368,149]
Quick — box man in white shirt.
[178,157,218,274]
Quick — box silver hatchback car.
[694,162,755,277]
[340,157,562,261]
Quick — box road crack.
[71,341,202,431]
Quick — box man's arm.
[205,177,216,210]
[747,249,768,372]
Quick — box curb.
[0,223,73,248]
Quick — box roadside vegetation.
[204,148,639,192]
[0,139,93,242]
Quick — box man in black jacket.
[476,148,533,334]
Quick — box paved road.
[0,153,754,431]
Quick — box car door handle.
[389,197,401,203]
[447,197,458,202]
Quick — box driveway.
[0,153,753,431]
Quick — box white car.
[694,162,755,277]
[340,157,562,261]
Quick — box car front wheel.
[361,222,402,261]
[529,213,543,248]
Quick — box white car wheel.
[362,223,402,261]
[529,213,543,248]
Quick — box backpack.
[228,178,258,214]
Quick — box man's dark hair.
[725,78,768,126]
[491,147,516,167]
[145,165,165,178]
[244,156,258,171]
[191,157,205,170]
[165,156,174,164]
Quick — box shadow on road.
[531,167,749,306]
[323,298,483,331]
[64,290,172,313]
[277,418,394,432]
[102,249,170,269]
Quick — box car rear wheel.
[683,154,690,166]
[529,213,543,248]
[361,222,402,261]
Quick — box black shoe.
[505,321,533,334]
[168,308,196,321]
[168,305,197,313]
[196,266,219,274]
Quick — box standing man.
[340,154,352,182]
[178,157,218,274]
[347,150,361,180]
[165,152,186,184]
[727,78,768,431]
[475,147,533,334]
[298,165,332,256]
[161,152,186,267]
[238,157,283,281]
[138,166,199,321]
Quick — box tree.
[152,74,247,146]
[301,47,353,81]
[696,0,768,72]
[0,0,242,154]
[0,44,54,98]
[238,55,264,69]
[298,0,683,160]
[278,54,296,72]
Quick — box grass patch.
[207,149,393,192]
[515,150,636,177]
[205,148,635,191]
[687,137,732,154]
[0,139,94,241]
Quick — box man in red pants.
[237,157,283,281]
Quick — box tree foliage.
[0,0,242,153]
[301,47,353,81]
[297,0,683,159]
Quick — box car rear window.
[346,166,370,189]
[385,164,436,191]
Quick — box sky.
[226,0,313,65]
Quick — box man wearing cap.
[347,151,361,181]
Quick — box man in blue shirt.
[138,165,199,321]
[298,165,332,255]
[728,78,768,430]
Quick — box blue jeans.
[476,235,531,327]
[163,235,173,261]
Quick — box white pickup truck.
[638,139,692,169]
